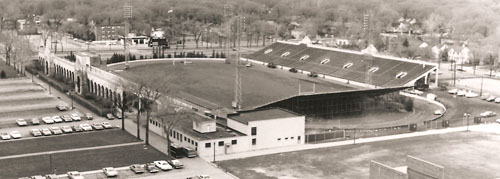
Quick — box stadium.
[110,40,438,122]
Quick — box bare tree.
[115,81,135,131]
[156,101,191,158]
[0,31,16,65]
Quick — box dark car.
[168,159,184,169]
[308,72,318,78]
[106,113,115,120]
[61,115,73,122]
[288,68,298,73]
[267,62,277,68]
[72,125,84,132]
[91,123,104,130]
[130,164,146,174]
[85,113,93,120]
[145,163,159,173]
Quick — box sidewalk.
[209,123,500,161]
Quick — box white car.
[448,89,459,94]
[101,122,113,129]
[495,97,500,103]
[480,111,497,118]
[16,119,27,126]
[61,126,73,133]
[487,96,496,102]
[481,93,490,100]
[434,110,443,115]
[457,89,467,96]
[465,91,479,98]
[67,171,85,179]
[102,167,118,177]
[71,113,81,121]
[496,119,500,123]
[154,160,173,171]
[9,131,21,139]
[0,132,11,140]
[52,116,63,123]
[42,117,54,124]
[79,123,93,131]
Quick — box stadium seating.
[247,42,435,87]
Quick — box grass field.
[113,60,357,110]
[0,62,20,78]
[219,131,500,179]
[0,129,138,157]
[1,144,167,178]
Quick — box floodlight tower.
[123,4,133,70]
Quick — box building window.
[205,143,211,148]
[298,136,301,140]
[251,127,257,136]
[285,137,288,140]
[195,142,198,146]
[277,138,281,141]
[231,140,237,145]
[184,137,187,141]
[188,138,191,143]
[291,137,294,139]
[252,138,257,145]
[191,141,194,145]
[218,141,224,146]
[180,134,183,141]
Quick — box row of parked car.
[448,88,500,102]
[28,122,114,137]
[16,113,93,127]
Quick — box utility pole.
[480,75,484,96]
[123,4,133,70]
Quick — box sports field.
[219,131,500,179]
[113,60,358,110]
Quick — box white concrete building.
[149,108,305,158]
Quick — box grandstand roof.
[228,108,302,124]
[244,41,436,87]
[110,60,364,111]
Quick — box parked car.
[71,114,81,121]
[44,174,58,179]
[487,96,496,102]
[16,119,27,126]
[495,97,500,103]
[183,147,198,158]
[91,123,104,130]
[42,117,54,124]
[154,160,173,171]
[61,115,73,122]
[10,131,22,139]
[61,126,73,133]
[49,127,63,135]
[307,72,318,78]
[113,112,123,119]
[457,89,467,96]
[145,163,159,173]
[465,91,479,98]
[481,93,490,100]
[85,113,93,120]
[187,175,211,179]
[106,113,115,120]
[496,119,500,124]
[31,118,40,125]
[288,68,298,73]
[41,128,52,136]
[72,125,84,132]
[56,105,69,111]
[52,116,63,123]
[101,122,113,129]
[1,132,11,140]
[102,167,118,177]
[266,62,277,68]
[245,63,252,67]
[129,164,146,174]
[30,175,45,179]
[80,124,93,131]
[434,110,443,115]
[168,159,184,169]
[30,129,42,137]
[480,111,497,118]
[448,89,459,94]
[67,171,84,179]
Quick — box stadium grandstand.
[243,41,438,88]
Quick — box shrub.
[0,70,5,78]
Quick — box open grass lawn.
[0,129,138,157]
[219,131,500,179]
[1,144,167,178]
[114,60,356,109]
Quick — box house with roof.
[447,44,470,64]
[149,108,305,158]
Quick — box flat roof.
[228,108,302,124]
[109,60,361,110]
[174,114,246,141]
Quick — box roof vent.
[343,62,353,69]
[299,55,310,61]
[264,49,273,54]
[320,59,330,64]
[396,72,408,79]
[281,52,290,57]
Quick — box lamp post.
[353,128,357,145]
[479,75,484,96]
[464,113,471,132]
[213,142,216,163]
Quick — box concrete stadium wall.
[370,160,408,179]
[106,58,226,68]
[400,92,446,120]
[406,155,444,179]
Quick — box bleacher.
[245,42,436,87]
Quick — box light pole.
[213,142,216,163]
[353,128,357,145]
[464,113,471,132]
[479,75,484,96]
